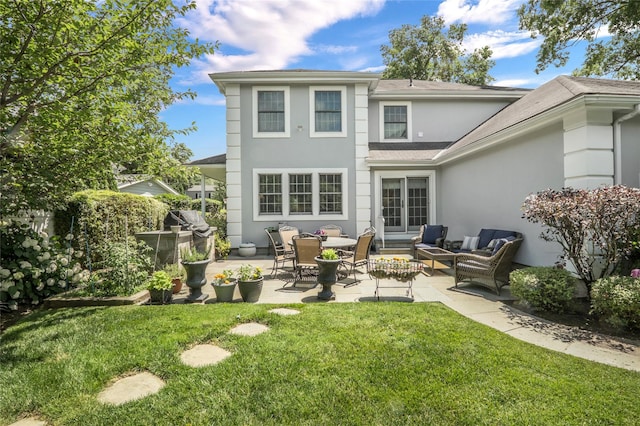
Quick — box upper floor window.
[310,86,347,137]
[253,86,290,138]
[380,101,412,142]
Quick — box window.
[380,101,412,141]
[319,174,342,214]
[254,169,348,220]
[253,86,290,138]
[310,86,347,137]
[289,174,312,214]
[258,174,282,214]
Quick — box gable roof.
[372,79,528,100]
[440,75,640,159]
[116,175,179,195]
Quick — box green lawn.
[1,303,639,425]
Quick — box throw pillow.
[460,236,479,251]
[487,238,500,249]
[491,236,516,256]
[422,225,443,245]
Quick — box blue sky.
[162,0,590,161]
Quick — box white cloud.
[177,0,385,75]
[492,78,533,87]
[464,30,540,59]
[437,0,523,25]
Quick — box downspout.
[613,104,640,185]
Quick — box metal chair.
[319,224,344,238]
[278,226,299,256]
[339,229,375,286]
[291,234,322,286]
[265,228,295,280]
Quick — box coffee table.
[415,247,456,276]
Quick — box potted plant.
[146,271,173,304]
[314,229,328,241]
[315,248,341,300]
[212,269,237,302]
[236,264,264,303]
[163,263,186,294]
[181,245,212,302]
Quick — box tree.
[519,0,640,78]
[521,186,640,294]
[0,0,216,216]
[380,16,495,85]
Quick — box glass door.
[382,178,404,232]
[407,177,429,232]
[381,176,429,233]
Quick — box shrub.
[591,276,640,330]
[0,221,90,309]
[509,266,576,313]
[215,236,231,260]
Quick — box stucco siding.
[440,123,565,266]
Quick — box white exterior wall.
[439,123,565,267]
[354,83,371,234]
[225,84,243,248]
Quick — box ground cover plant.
[1,303,639,425]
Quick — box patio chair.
[412,225,448,256]
[265,228,295,280]
[319,224,345,238]
[291,234,322,286]
[278,225,299,256]
[339,229,375,286]
[453,236,523,294]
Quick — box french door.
[381,176,430,233]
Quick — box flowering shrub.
[236,264,263,281]
[368,257,423,282]
[212,269,235,286]
[522,185,640,291]
[509,267,576,313]
[591,276,640,330]
[0,221,90,309]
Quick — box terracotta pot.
[171,278,183,294]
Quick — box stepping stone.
[9,418,46,426]
[269,308,301,316]
[229,322,269,336]
[180,344,232,367]
[97,372,165,406]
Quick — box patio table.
[415,247,456,276]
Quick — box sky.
[161,0,590,161]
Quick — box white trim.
[252,168,349,222]
[373,170,436,234]
[379,101,412,142]
[309,86,347,138]
[252,86,290,138]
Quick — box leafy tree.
[381,16,495,85]
[519,0,640,78]
[522,186,640,293]
[0,0,216,216]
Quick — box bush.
[510,266,576,313]
[0,221,90,309]
[591,276,640,330]
[215,236,231,260]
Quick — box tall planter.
[213,279,237,303]
[238,278,264,303]
[315,257,341,300]
[182,259,211,302]
[149,289,172,305]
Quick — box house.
[117,175,179,197]
[186,184,218,199]
[190,70,640,267]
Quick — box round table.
[321,236,357,249]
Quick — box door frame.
[373,170,437,234]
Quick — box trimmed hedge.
[509,266,576,313]
[591,276,640,330]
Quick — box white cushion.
[461,236,479,251]
[487,238,499,249]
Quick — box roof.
[116,175,178,195]
[442,75,640,157]
[372,79,528,99]
[187,154,226,166]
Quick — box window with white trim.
[379,101,412,141]
[253,86,290,138]
[253,169,348,221]
[310,86,347,137]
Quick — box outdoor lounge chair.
[339,229,375,286]
[265,228,295,280]
[291,234,322,286]
[453,236,523,294]
[412,224,448,256]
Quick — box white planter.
[238,243,256,257]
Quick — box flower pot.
[182,259,211,302]
[171,278,183,294]
[238,277,263,303]
[315,257,341,300]
[149,289,172,305]
[213,279,237,302]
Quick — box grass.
[1,302,639,425]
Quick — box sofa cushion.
[491,236,516,256]
[492,230,518,240]
[461,236,480,251]
[477,229,497,249]
[422,225,443,245]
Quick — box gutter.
[613,104,640,185]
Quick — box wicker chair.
[453,237,523,294]
[339,229,375,286]
[411,225,448,256]
[265,228,295,280]
[291,235,322,286]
